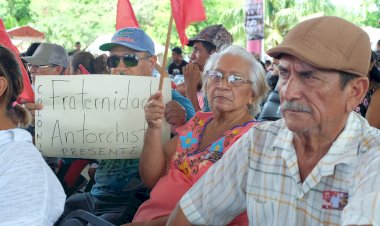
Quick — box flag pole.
[158,13,173,91]
[156,63,169,92]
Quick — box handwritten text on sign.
[35,75,171,159]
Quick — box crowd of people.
[1,15,380,226]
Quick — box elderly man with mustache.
[167,16,380,226]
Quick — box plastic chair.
[57,159,94,197]
[58,210,115,226]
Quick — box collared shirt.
[180,112,380,226]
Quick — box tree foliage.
[264,0,380,50]
[1,0,245,53]
[130,0,245,54]
[28,0,116,50]
[264,0,336,50]
[359,0,380,28]
[0,0,32,28]
[1,0,379,53]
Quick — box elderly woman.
[0,46,65,225]
[123,45,268,225]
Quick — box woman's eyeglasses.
[206,70,252,85]
[106,54,151,68]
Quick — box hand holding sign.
[35,75,171,159]
[144,91,164,129]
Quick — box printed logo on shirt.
[322,191,348,210]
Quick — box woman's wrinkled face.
[206,54,254,114]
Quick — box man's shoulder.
[244,119,288,147]
[349,113,380,154]
[252,119,287,135]
[181,60,188,66]
[168,62,176,68]
[68,50,78,56]
[358,124,380,152]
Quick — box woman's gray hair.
[202,44,269,117]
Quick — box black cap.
[172,47,182,55]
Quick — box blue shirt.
[171,89,195,121]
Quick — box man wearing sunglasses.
[57,27,195,225]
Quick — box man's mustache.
[280,100,312,113]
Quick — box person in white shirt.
[0,45,66,226]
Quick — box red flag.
[78,64,90,75]
[171,0,206,46]
[0,19,34,103]
[116,0,139,30]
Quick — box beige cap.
[267,16,370,77]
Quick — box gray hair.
[202,45,269,117]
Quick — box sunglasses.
[106,54,151,68]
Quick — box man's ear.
[345,76,369,112]
[0,77,8,97]
[54,66,64,75]
[148,55,157,71]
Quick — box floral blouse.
[133,111,256,224]
[172,111,257,181]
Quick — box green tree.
[359,0,380,28]
[130,0,245,54]
[264,0,336,50]
[0,0,33,28]
[23,0,244,52]
[8,0,32,23]
[3,0,379,54]
[29,0,116,50]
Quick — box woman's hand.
[24,102,43,124]
[144,91,164,129]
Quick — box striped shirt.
[180,112,380,226]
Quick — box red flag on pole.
[116,0,139,30]
[0,19,34,103]
[171,0,207,46]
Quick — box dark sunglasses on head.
[106,54,151,68]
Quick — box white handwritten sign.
[35,75,172,159]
